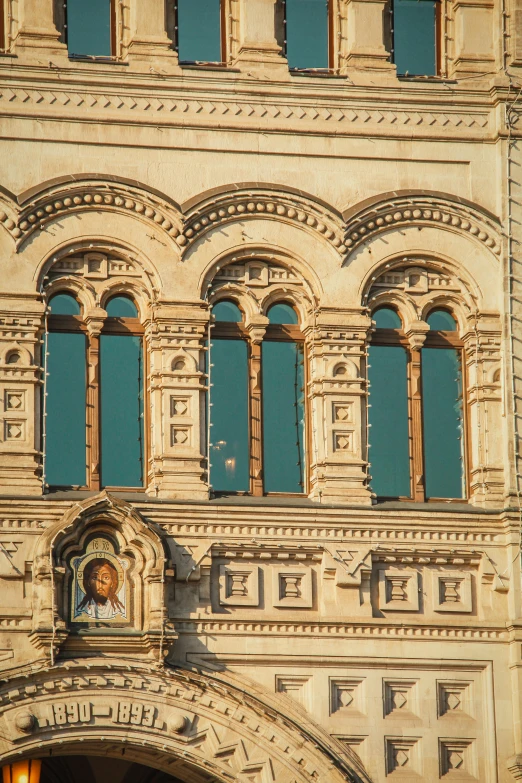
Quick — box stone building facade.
[0,0,521,781]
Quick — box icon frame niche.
[70,535,130,624]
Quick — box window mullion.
[86,332,101,491]
[249,340,264,496]
[409,347,426,502]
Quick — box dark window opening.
[284,0,331,70]
[208,298,306,496]
[65,0,114,58]
[368,306,465,501]
[175,0,224,63]
[391,0,439,76]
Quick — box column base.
[233,44,290,76]
[148,457,208,500]
[127,38,181,72]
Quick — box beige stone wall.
[0,1,521,781]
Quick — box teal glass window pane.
[177,0,221,62]
[48,293,81,316]
[209,339,249,491]
[368,345,410,496]
[267,302,298,325]
[422,348,464,498]
[286,0,329,69]
[45,332,86,486]
[427,309,457,330]
[212,301,242,323]
[393,0,437,76]
[67,0,112,57]
[106,296,138,318]
[373,307,402,329]
[262,341,305,493]
[100,335,144,487]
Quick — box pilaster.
[449,0,496,78]
[306,308,372,506]
[462,314,504,508]
[233,0,288,75]
[340,0,395,76]
[14,0,66,58]
[146,302,209,500]
[127,0,179,70]
[0,297,43,496]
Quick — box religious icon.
[70,537,128,622]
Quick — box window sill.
[179,61,240,72]
[289,68,344,78]
[68,55,127,66]
[397,75,458,84]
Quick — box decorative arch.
[0,660,371,783]
[342,191,502,257]
[15,176,183,251]
[181,184,346,255]
[31,492,174,662]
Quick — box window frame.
[283,0,334,73]
[369,308,467,502]
[64,0,117,60]
[46,293,146,492]
[174,0,227,65]
[209,304,306,497]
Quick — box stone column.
[15,0,65,56]
[127,0,179,69]
[462,314,504,507]
[0,297,43,495]
[245,316,268,496]
[233,0,288,74]
[84,309,106,492]
[340,0,395,75]
[146,302,208,500]
[305,308,372,505]
[449,0,496,78]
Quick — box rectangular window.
[100,334,144,487]
[209,338,250,492]
[45,332,87,487]
[368,345,410,497]
[392,0,437,76]
[262,341,305,493]
[177,0,222,63]
[422,347,465,499]
[66,0,113,57]
[285,0,330,70]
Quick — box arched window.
[368,306,465,501]
[44,291,144,490]
[284,0,332,70]
[100,296,144,488]
[176,0,224,63]
[65,0,114,58]
[45,293,87,487]
[208,299,305,495]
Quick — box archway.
[0,660,371,783]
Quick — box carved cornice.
[0,79,492,139]
[343,194,502,256]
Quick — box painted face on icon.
[89,563,115,603]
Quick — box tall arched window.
[208,300,305,495]
[368,306,465,501]
[44,291,144,490]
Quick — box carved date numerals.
[49,702,91,726]
[114,701,155,727]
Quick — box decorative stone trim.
[344,195,502,256]
[16,181,183,249]
[181,187,345,252]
